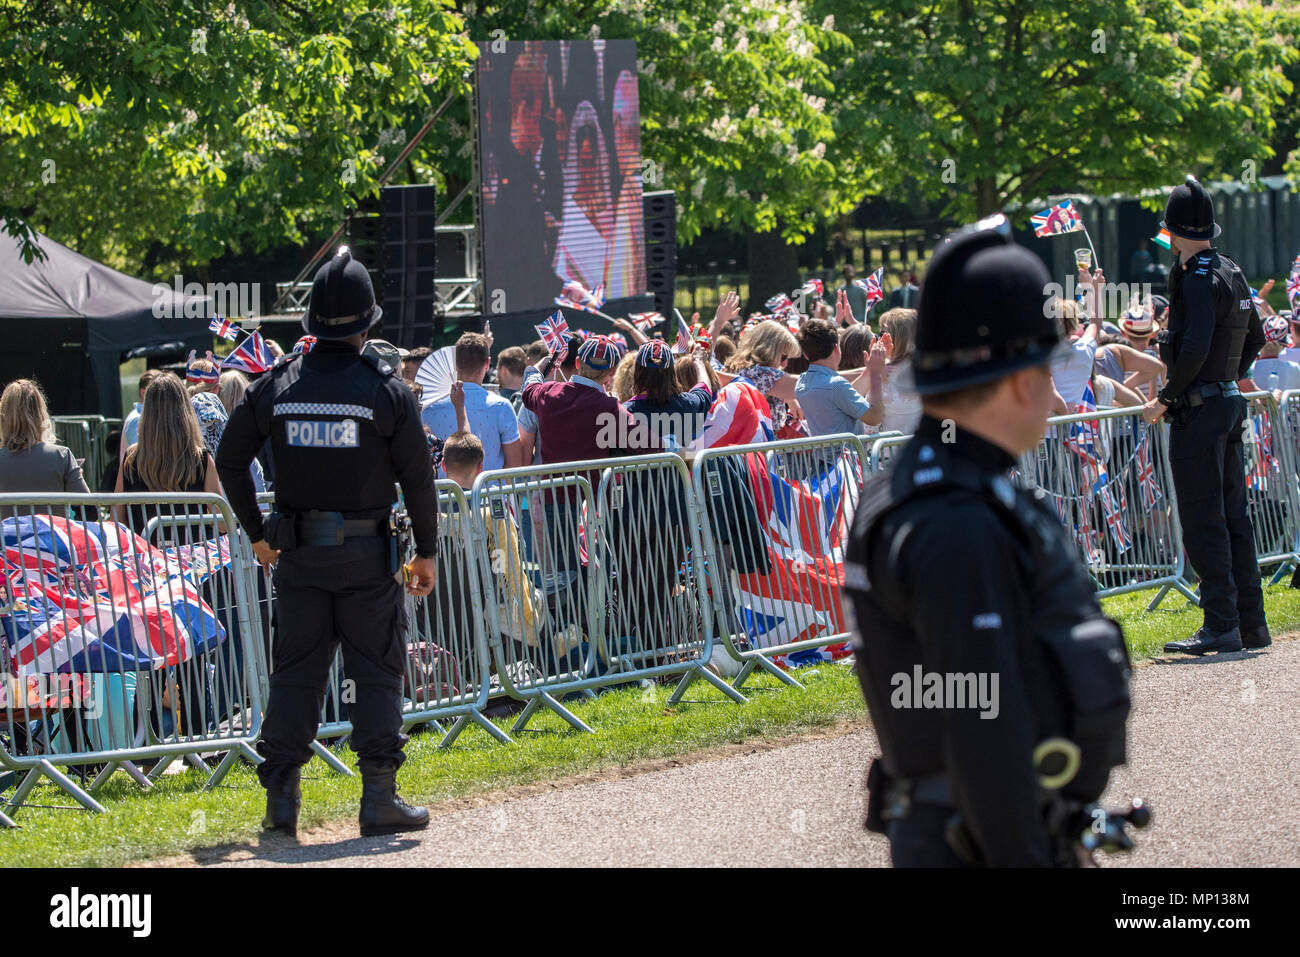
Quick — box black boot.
[1241,625,1272,649]
[262,768,301,837]
[359,766,429,837]
[1163,627,1242,656]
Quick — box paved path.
[193,639,1299,867]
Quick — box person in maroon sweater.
[520,335,649,671]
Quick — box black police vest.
[845,438,1131,801]
[1165,250,1253,382]
[266,353,396,514]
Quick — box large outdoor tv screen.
[475,39,645,313]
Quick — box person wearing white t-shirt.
[1049,287,1102,410]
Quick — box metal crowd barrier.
[1020,407,1196,608]
[471,453,742,735]
[1240,391,1300,583]
[867,430,909,473]
[0,493,267,816]
[252,484,508,773]
[692,433,868,690]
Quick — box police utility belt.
[263,509,388,549]
[1179,380,1239,407]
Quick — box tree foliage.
[817,0,1298,220]
[0,0,476,269]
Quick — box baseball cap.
[577,335,620,372]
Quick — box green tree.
[466,0,869,306]
[0,0,477,271]
[818,0,1297,221]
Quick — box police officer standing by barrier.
[844,219,1137,867]
[1141,176,1269,655]
[217,247,439,838]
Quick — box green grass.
[2,579,1295,867]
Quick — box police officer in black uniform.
[844,220,1133,867]
[216,247,439,838]
[1141,176,1269,655]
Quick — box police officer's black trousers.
[1168,394,1265,634]
[256,536,408,785]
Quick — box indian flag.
[1152,227,1171,251]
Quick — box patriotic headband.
[636,339,674,370]
[185,350,220,384]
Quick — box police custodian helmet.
[304,246,383,340]
[912,215,1062,395]
[1161,174,1221,241]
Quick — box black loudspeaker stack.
[643,190,676,317]
[379,184,438,349]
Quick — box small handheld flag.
[629,311,662,332]
[1031,200,1083,237]
[220,331,274,374]
[535,311,570,359]
[292,335,317,355]
[555,279,607,316]
[1152,227,1172,251]
[208,316,239,341]
[854,267,885,306]
[797,278,824,301]
[765,293,794,314]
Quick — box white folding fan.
[414,345,457,406]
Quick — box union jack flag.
[555,279,606,315]
[854,267,885,305]
[208,316,239,341]
[629,311,662,332]
[1030,200,1083,237]
[1066,382,1107,496]
[1287,274,1300,307]
[797,278,824,300]
[1,516,227,675]
[1247,412,1279,491]
[292,335,317,355]
[221,331,274,374]
[535,311,570,357]
[1098,485,1132,553]
[1135,434,1161,511]
[765,293,795,314]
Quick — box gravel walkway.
[194,638,1298,867]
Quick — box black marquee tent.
[0,230,210,417]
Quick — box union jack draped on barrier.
[730,449,859,668]
[0,515,229,676]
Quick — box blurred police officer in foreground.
[216,247,439,838]
[1141,175,1268,655]
[844,219,1132,867]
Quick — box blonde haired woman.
[114,374,220,531]
[878,308,923,434]
[0,379,90,517]
[724,319,803,431]
[217,370,249,416]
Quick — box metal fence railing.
[1241,392,1300,583]
[1019,407,1197,609]
[0,493,266,817]
[470,454,744,734]
[692,433,868,690]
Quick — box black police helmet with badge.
[1160,174,1221,242]
[912,214,1063,395]
[305,245,383,340]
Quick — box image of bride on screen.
[552,100,613,292]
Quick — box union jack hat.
[292,335,317,354]
[577,334,620,372]
[1263,315,1292,346]
[636,339,675,370]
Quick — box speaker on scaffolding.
[379,184,438,349]
[643,190,676,318]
